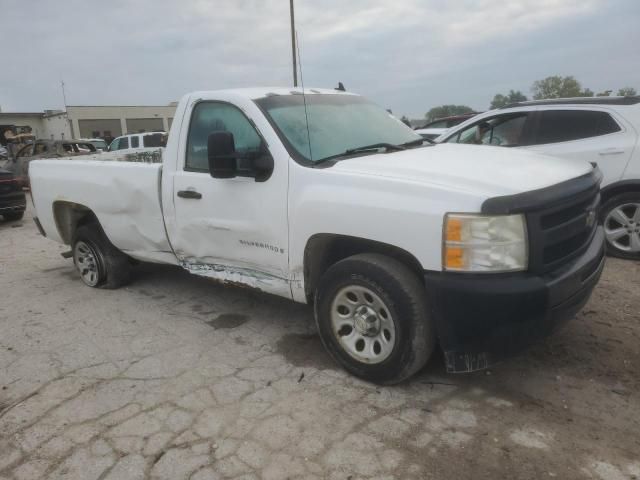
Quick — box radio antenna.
[296,30,313,161]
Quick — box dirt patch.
[206,313,249,329]
[275,333,336,370]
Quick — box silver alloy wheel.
[330,285,396,364]
[604,203,640,252]
[74,240,101,287]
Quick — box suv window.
[534,110,621,144]
[186,102,262,171]
[130,136,139,148]
[120,137,129,150]
[143,133,165,147]
[447,113,528,146]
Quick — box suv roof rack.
[500,96,640,109]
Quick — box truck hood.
[331,144,593,198]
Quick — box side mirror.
[208,131,237,179]
[208,132,274,182]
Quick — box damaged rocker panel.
[179,260,291,298]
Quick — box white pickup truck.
[30,88,606,384]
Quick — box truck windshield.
[255,94,422,164]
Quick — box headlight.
[443,213,528,272]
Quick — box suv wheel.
[602,192,640,260]
[72,225,131,288]
[314,253,435,384]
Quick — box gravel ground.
[1,209,639,480]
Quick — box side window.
[186,102,262,171]
[447,113,528,146]
[143,133,164,147]
[120,137,129,149]
[534,110,621,145]
[131,136,140,148]
[110,138,120,151]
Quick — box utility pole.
[290,0,297,87]
[61,80,68,109]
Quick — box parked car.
[0,167,26,221]
[29,88,604,384]
[80,138,109,152]
[437,97,640,259]
[108,132,167,153]
[11,139,97,186]
[414,113,478,140]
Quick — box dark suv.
[0,167,26,221]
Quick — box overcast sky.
[1,0,639,118]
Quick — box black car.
[0,167,26,221]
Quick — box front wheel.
[314,253,435,384]
[602,192,640,260]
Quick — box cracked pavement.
[1,210,639,479]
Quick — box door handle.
[177,189,202,199]
[598,149,625,156]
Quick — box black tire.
[314,253,435,385]
[3,211,24,221]
[72,224,131,289]
[601,192,640,260]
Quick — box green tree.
[596,90,612,97]
[617,87,637,96]
[531,76,594,100]
[490,90,528,109]
[425,105,473,121]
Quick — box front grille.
[527,185,600,274]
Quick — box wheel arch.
[601,180,640,204]
[52,201,100,245]
[303,233,424,304]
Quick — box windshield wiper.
[313,140,429,166]
[344,142,406,154]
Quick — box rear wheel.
[602,192,640,260]
[72,225,131,288]
[314,253,435,384]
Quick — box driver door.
[168,101,291,298]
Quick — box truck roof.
[188,87,356,100]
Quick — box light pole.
[290,0,297,87]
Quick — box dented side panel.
[30,158,176,265]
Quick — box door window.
[120,137,129,149]
[186,102,262,171]
[447,113,528,146]
[534,110,621,145]
[131,136,140,148]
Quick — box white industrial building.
[0,103,177,143]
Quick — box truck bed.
[30,153,175,265]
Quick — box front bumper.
[425,226,605,373]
